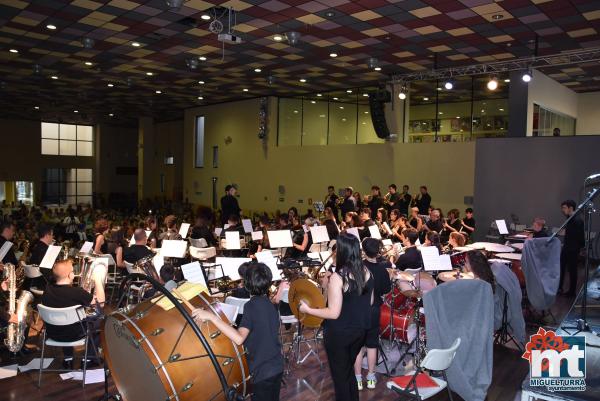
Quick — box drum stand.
[98,365,120,401]
[494,291,523,351]
[380,281,408,375]
[391,299,425,375]
[289,323,323,368]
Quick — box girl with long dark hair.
[300,233,373,401]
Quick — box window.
[42,168,93,206]
[194,116,205,168]
[41,122,93,156]
[532,104,576,136]
[15,181,34,205]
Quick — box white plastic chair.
[225,296,250,315]
[387,337,461,400]
[37,304,96,388]
[189,246,217,261]
[189,238,208,248]
[24,264,45,297]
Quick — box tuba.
[79,256,108,293]
[4,263,33,353]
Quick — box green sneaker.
[357,378,364,391]
[367,377,377,389]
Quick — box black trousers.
[559,248,580,294]
[252,372,283,401]
[324,328,366,401]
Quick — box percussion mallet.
[172,288,195,311]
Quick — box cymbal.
[438,269,475,282]
[288,278,326,328]
[388,269,414,282]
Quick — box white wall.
[527,69,578,135]
[576,92,600,135]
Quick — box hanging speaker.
[369,90,391,139]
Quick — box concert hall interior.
[1,1,600,401]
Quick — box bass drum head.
[103,315,169,401]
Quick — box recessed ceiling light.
[339,106,344,109]
[198,96,204,100]
[333,97,338,100]
[316,93,322,97]
[146,72,154,76]
[9,49,18,53]
[254,68,262,72]
[198,80,205,84]
[51,75,58,79]
[456,116,461,119]
[346,89,352,93]
[46,24,57,30]
[200,14,211,21]
[74,110,79,113]
[34,106,39,110]
[436,87,442,91]
[155,90,162,94]
[374,67,381,71]
[293,110,298,114]
[199,56,207,61]
[364,111,369,114]
[311,100,316,104]
[109,113,114,117]
[329,52,338,58]
[363,93,369,97]
[438,112,443,115]
[299,78,306,82]
[424,97,429,101]
[243,88,249,92]
[273,34,283,42]
[131,42,141,47]
[84,61,93,66]
[499,108,504,111]
[107,83,114,87]
[491,14,504,20]
[325,11,335,18]
[504,79,510,83]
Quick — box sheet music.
[0,241,13,262]
[319,250,333,270]
[255,251,282,280]
[224,224,230,230]
[382,222,393,235]
[368,225,381,239]
[225,231,241,250]
[0,364,18,379]
[309,225,330,244]
[302,224,309,233]
[495,219,509,235]
[39,245,62,269]
[267,230,293,248]
[242,219,253,234]
[307,252,320,260]
[181,261,207,288]
[251,231,263,241]
[438,254,453,271]
[160,240,188,258]
[415,238,422,246]
[420,246,441,271]
[216,302,238,324]
[79,241,93,254]
[179,223,191,238]
[129,234,135,246]
[215,257,251,281]
[346,227,360,241]
[18,358,53,372]
[153,254,164,274]
[215,227,223,236]
[382,239,393,246]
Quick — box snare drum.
[102,291,249,401]
[379,304,416,343]
[384,286,408,309]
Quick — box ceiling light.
[456,116,461,119]
[9,49,18,53]
[504,79,510,83]
[84,61,93,66]
[367,57,378,69]
[363,93,369,97]
[325,11,335,18]
[423,97,429,101]
[165,0,185,11]
[346,89,352,93]
[199,56,207,61]
[273,34,283,42]
[46,24,57,30]
[311,100,316,104]
[109,113,114,117]
[155,90,162,94]
[198,96,204,100]
[34,106,39,110]
[146,72,154,76]
[74,110,79,113]
[436,87,442,91]
[254,68,262,72]
[487,77,498,90]
[198,80,205,84]
[201,14,211,21]
[399,91,406,100]
[491,14,504,20]
[330,52,338,58]
[444,81,454,90]
[522,71,532,83]
[339,106,344,109]
[51,75,58,80]
[107,83,114,87]
[243,88,249,92]
[299,78,306,83]
[132,42,141,47]
[317,93,322,97]
[333,97,338,100]
[438,112,443,115]
[186,58,199,69]
[364,111,369,114]
[499,108,504,111]
[81,37,95,49]
[374,67,381,71]
[286,31,301,46]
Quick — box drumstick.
[172,288,195,311]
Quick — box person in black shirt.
[220,185,241,225]
[385,184,401,213]
[340,187,357,217]
[354,238,391,390]
[423,209,443,235]
[358,208,375,240]
[397,185,413,216]
[93,218,109,255]
[414,186,432,215]
[116,229,154,268]
[0,222,17,265]
[299,233,373,401]
[324,186,340,222]
[193,263,283,401]
[190,214,217,247]
[559,200,585,296]
[531,217,549,238]
[395,228,422,270]
[26,224,54,288]
[440,209,462,244]
[367,186,384,219]
[145,216,159,249]
[41,259,105,368]
[461,208,476,238]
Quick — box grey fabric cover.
[521,237,561,311]
[491,262,526,345]
[423,279,494,401]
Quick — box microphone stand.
[549,185,600,335]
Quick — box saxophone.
[4,263,33,353]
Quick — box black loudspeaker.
[369,90,391,139]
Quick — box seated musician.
[342,211,360,230]
[27,224,55,287]
[277,214,290,230]
[422,209,443,233]
[395,228,422,270]
[190,213,217,247]
[354,238,392,390]
[389,209,407,242]
[407,207,423,232]
[445,232,467,253]
[358,208,376,240]
[531,217,549,238]
[231,263,251,299]
[440,209,462,244]
[287,216,310,258]
[464,250,496,293]
[160,215,179,241]
[159,264,178,292]
[222,214,244,236]
[116,228,154,268]
[41,259,105,369]
[460,208,476,238]
[0,222,18,265]
[145,216,159,248]
[424,231,443,253]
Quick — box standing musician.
[324,186,339,221]
[92,218,109,255]
[408,207,423,232]
[41,259,105,369]
[340,187,357,217]
[413,186,432,215]
[384,184,401,212]
[440,209,462,244]
[299,233,373,401]
[397,185,413,216]
[220,185,241,226]
[354,238,391,390]
[460,208,476,238]
[394,228,422,270]
[0,222,18,265]
[367,186,384,219]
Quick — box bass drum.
[102,292,249,401]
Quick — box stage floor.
[521,266,600,401]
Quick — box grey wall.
[473,136,600,240]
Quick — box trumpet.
[384,192,391,205]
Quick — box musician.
[160,215,179,241]
[367,186,384,219]
[26,224,55,287]
[460,208,476,238]
[287,207,299,223]
[413,186,432,215]
[299,233,373,401]
[324,186,339,221]
[92,218,109,255]
[231,263,251,299]
[531,217,549,238]
[395,228,422,270]
[424,231,443,253]
[354,238,391,390]
[385,184,401,212]
[220,185,241,225]
[398,185,412,216]
[277,214,290,230]
[159,263,178,292]
[340,187,357,217]
[0,222,17,265]
[559,200,585,297]
[440,209,462,244]
[62,209,80,244]
[41,259,105,369]
[388,209,405,242]
[464,250,496,293]
[445,232,467,253]
[190,214,217,247]
[422,209,443,234]
[193,263,284,401]
[223,215,244,236]
[116,229,153,268]
[358,208,376,240]
[325,219,340,242]
[354,191,363,211]
[342,211,360,230]
[145,216,159,249]
[408,207,423,232]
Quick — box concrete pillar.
[138,117,155,202]
[507,70,528,137]
[384,83,408,142]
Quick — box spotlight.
[46,24,57,30]
[9,49,18,53]
[399,91,406,100]
[487,77,498,91]
[81,37,95,49]
[273,34,283,42]
[444,81,454,90]
[329,52,338,58]
[132,42,141,47]
[165,0,185,11]
[522,71,532,82]
[200,14,211,21]
[286,31,301,46]
[254,68,262,73]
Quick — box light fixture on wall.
[522,70,532,82]
[398,85,407,100]
[487,77,498,91]
[444,80,454,90]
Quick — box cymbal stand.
[494,291,523,351]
